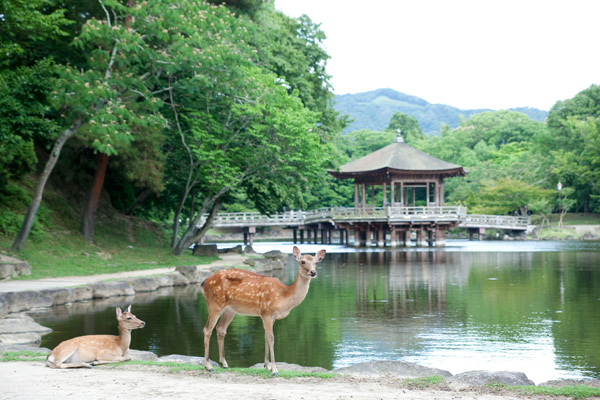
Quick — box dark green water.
[35,240,600,383]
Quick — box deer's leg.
[51,361,93,369]
[203,310,222,372]
[262,317,278,376]
[215,308,235,368]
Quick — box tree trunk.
[124,188,153,215]
[171,191,188,248]
[81,153,110,242]
[12,119,83,252]
[173,199,221,256]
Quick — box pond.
[33,240,600,384]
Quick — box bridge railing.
[200,207,527,230]
[205,211,304,227]
[460,214,529,229]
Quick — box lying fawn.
[46,305,145,369]
[201,246,326,376]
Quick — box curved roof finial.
[394,129,404,143]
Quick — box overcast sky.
[274,0,600,111]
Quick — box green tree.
[0,0,73,68]
[11,0,166,251]
[548,85,600,213]
[556,186,576,229]
[476,177,547,215]
[169,68,330,255]
[385,112,425,143]
[0,62,59,192]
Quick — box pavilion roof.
[329,140,466,179]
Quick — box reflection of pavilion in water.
[350,251,471,316]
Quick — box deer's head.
[117,305,146,330]
[293,246,326,279]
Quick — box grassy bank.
[0,215,216,280]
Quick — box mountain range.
[333,88,549,136]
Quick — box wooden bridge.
[200,207,529,247]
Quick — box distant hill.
[334,88,548,136]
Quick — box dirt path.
[0,253,249,293]
[0,362,535,400]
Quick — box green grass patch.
[401,375,445,389]
[535,228,579,240]
[0,351,48,362]
[217,367,337,379]
[485,382,600,399]
[119,360,336,378]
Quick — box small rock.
[249,362,330,373]
[128,349,158,361]
[90,281,135,299]
[334,360,452,378]
[448,370,535,387]
[157,354,219,368]
[192,244,218,257]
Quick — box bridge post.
[293,228,298,244]
[390,226,397,247]
[436,227,446,247]
[427,229,434,246]
[377,227,385,247]
[365,226,372,247]
[467,227,485,241]
[243,227,256,246]
[416,228,426,247]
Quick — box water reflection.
[34,241,600,384]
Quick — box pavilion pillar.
[390,226,397,247]
[383,182,387,207]
[400,182,404,206]
[371,185,375,208]
[365,226,372,247]
[354,184,359,209]
[362,184,366,210]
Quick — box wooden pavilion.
[328,133,467,247]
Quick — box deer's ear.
[116,307,122,317]
[315,249,326,262]
[293,246,301,261]
[126,305,131,313]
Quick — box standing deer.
[201,246,326,376]
[46,305,145,369]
